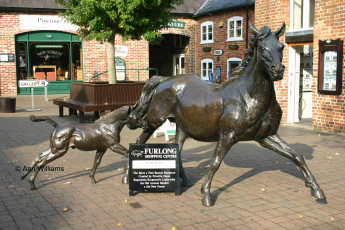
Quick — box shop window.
[201,58,213,81]
[201,21,214,44]
[290,0,315,30]
[15,32,82,83]
[227,58,242,79]
[227,17,243,41]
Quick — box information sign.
[18,80,50,88]
[129,144,180,196]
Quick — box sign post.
[129,143,180,196]
[18,80,50,111]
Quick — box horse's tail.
[30,115,58,128]
[133,75,167,119]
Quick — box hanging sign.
[214,50,224,56]
[115,45,128,57]
[129,143,180,196]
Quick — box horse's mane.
[214,26,272,90]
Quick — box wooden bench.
[53,81,145,122]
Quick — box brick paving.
[1,94,345,229]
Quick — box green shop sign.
[167,19,185,29]
[115,57,126,81]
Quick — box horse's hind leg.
[89,149,107,184]
[175,126,190,187]
[28,149,67,190]
[122,125,156,184]
[257,134,326,200]
[21,148,51,180]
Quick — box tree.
[55,0,183,84]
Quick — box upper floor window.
[200,21,214,44]
[227,16,243,41]
[290,0,315,30]
[201,58,213,81]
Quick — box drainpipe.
[246,0,249,48]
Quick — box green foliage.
[55,0,184,42]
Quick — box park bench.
[53,81,145,122]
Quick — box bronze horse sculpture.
[22,106,147,190]
[124,22,326,206]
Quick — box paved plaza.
[1,94,345,229]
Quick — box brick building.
[255,0,345,133]
[2,0,343,133]
[0,0,253,95]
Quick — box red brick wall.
[195,7,255,83]
[0,12,195,95]
[312,0,345,133]
[255,0,290,121]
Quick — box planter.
[229,45,239,50]
[70,81,146,106]
[202,47,211,52]
[0,97,16,113]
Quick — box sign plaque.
[129,144,180,196]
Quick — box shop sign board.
[19,15,78,31]
[18,80,50,88]
[167,19,185,29]
[0,54,15,62]
[115,57,126,81]
[115,45,128,57]
[129,143,180,196]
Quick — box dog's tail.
[30,115,58,128]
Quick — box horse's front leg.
[122,126,155,184]
[257,134,326,200]
[202,132,235,207]
[109,144,128,157]
[175,126,190,187]
[90,149,107,184]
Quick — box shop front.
[16,31,83,95]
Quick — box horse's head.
[250,22,286,81]
[126,107,148,130]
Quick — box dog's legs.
[21,148,51,180]
[89,149,107,184]
[28,149,67,190]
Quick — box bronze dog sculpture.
[124,23,326,206]
[22,106,147,190]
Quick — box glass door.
[173,54,185,76]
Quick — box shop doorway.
[287,45,313,125]
[15,31,82,95]
[149,34,189,77]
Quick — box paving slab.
[0,94,345,229]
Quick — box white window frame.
[200,21,214,44]
[227,16,243,41]
[289,0,314,31]
[227,57,242,79]
[201,58,213,81]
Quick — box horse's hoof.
[30,184,36,190]
[90,178,97,184]
[313,188,326,200]
[202,195,213,207]
[122,177,129,184]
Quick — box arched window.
[227,57,242,79]
[227,16,243,41]
[200,21,214,44]
[201,58,213,81]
